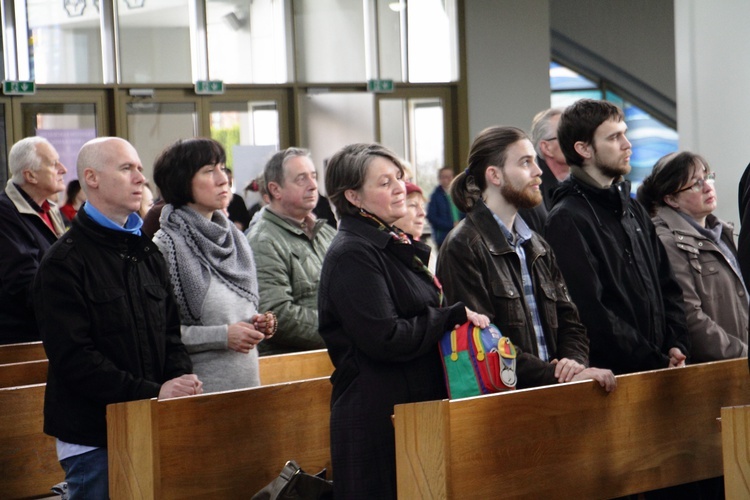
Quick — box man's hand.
[570,367,617,393]
[159,374,203,399]
[550,357,585,382]
[668,347,687,368]
[227,322,265,354]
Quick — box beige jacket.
[652,206,748,362]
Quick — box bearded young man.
[437,126,615,391]
[544,99,690,375]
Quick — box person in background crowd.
[248,147,335,355]
[545,99,689,375]
[393,181,427,240]
[319,142,489,499]
[313,158,337,228]
[153,138,275,392]
[638,152,748,362]
[60,179,86,224]
[530,107,569,209]
[438,126,615,391]
[737,161,750,287]
[34,137,201,499]
[245,173,268,230]
[426,166,463,248]
[518,107,569,233]
[141,198,165,238]
[0,136,66,344]
[139,182,155,220]
[226,168,251,231]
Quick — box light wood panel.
[395,358,750,499]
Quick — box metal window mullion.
[363,0,379,81]
[1,0,17,80]
[101,0,118,84]
[14,0,30,80]
[400,0,408,82]
[189,0,208,82]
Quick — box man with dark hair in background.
[545,99,689,376]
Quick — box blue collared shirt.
[81,201,143,236]
[492,213,549,361]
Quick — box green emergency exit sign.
[194,80,225,95]
[367,79,394,93]
[3,80,36,96]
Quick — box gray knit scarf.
[158,204,259,324]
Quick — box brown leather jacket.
[653,206,748,362]
[437,199,589,388]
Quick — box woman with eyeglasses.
[637,152,748,363]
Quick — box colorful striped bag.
[439,321,517,399]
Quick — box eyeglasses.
[674,172,716,194]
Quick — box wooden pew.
[0,341,46,364]
[0,383,63,499]
[0,359,48,389]
[0,347,331,390]
[258,348,333,385]
[394,358,750,499]
[0,349,333,499]
[721,405,750,499]
[107,376,332,499]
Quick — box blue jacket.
[426,186,461,246]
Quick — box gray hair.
[325,143,405,218]
[8,136,52,184]
[264,147,312,187]
[530,107,563,158]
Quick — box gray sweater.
[155,236,261,392]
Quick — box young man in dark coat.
[438,126,615,391]
[544,99,690,375]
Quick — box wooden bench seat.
[0,359,48,389]
[394,358,750,499]
[0,349,334,499]
[0,341,46,364]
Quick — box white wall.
[674,0,750,226]
[463,0,552,139]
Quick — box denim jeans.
[59,448,109,499]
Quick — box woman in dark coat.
[318,143,488,499]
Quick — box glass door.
[377,87,454,196]
[116,89,202,183]
[205,88,289,210]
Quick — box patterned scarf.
[357,208,444,305]
[158,204,259,324]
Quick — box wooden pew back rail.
[107,377,333,499]
[395,359,750,499]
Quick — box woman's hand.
[463,308,490,329]
[227,322,265,354]
[252,312,278,339]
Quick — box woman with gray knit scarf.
[153,138,276,392]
